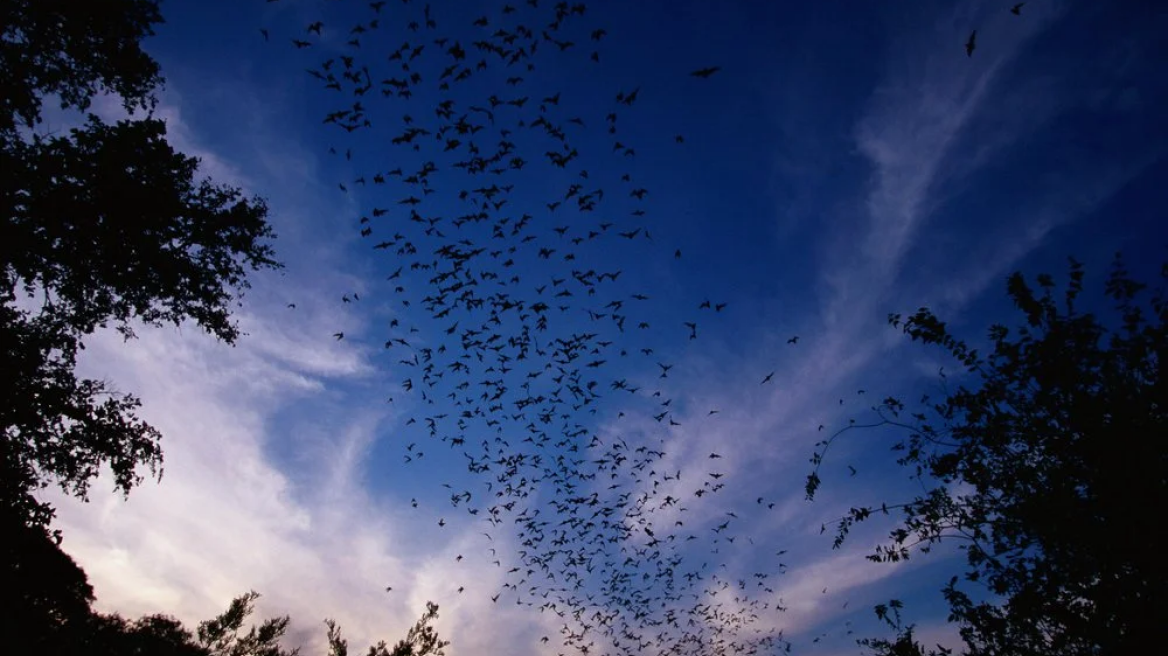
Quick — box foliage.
[1,508,95,653]
[197,591,295,656]
[6,113,277,341]
[857,599,953,656]
[0,0,163,133]
[384,601,450,656]
[809,254,1167,655]
[1,0,279,528]
[0,303,165,527]
[325,601,449,656]
[89,613,210,656]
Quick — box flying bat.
[690,66,721,78]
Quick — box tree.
[383,601,449,656]
[1,0,280,529]
[1,508,96,653]
[325,601,450,656]
[2,506,210,655]
[89,613,210,656]
[200,595,449,656]
[195,591,296,656]
[808,254,1167,655]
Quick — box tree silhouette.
[809,254,1166,655]
[1,0,279,528]
[326,601,449,656]
[2,509,95,653]
[89,613,210,656]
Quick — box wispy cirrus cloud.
[597,1,1129,645]
[826,2,1061,321]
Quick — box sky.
[38,1,1167,655]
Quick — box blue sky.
[41,1,1166,655]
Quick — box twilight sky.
[42,1,1166,655]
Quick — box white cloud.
[45,302,557,654]
[35,73,567,655]
[46,313,395,644]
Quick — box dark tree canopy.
[5,114,277,342]
[810,254,1167,656]
[0,0,163,133]
[1,0,279,528]
[1,509,96,653]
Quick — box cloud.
[585,2,1141,645]
[45,311,394,645]
[45,297,553,654]
[772,544,908,636]
[36,74,563,655]
[828,3,1058,319]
